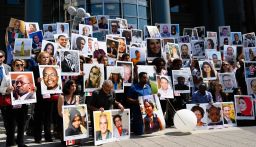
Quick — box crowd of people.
[1,17,256,146]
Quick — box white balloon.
[77,8,86,18]
[173,109,197,133]
[85,13,91,17]
[67,6,77,15]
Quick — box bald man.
[14,75,35,100]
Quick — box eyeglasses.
[0,55,4,58]
[15,64,24,67]
[43,73,57,79]
[15,80,30,86]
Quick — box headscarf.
[240,97,253,116]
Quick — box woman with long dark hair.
[201,61,215,78]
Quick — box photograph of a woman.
[107,67,124,93]
[147,39,162,58]
[199,61,216,80]
[191,105,206,127]
[235,96,254,120]
[84,64,104,92]
[143,100,163,134]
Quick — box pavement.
[1,125,256,147]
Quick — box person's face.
[102,57,108,66]
[124,66,131,82]
[40,53,50,65]
[224,39,229,45]
[227,47,233,55]
[112,24,118,32]
[136,52,141,58]
[14,21,20,30]
[29,24,35,32]
[102,84,113,94]
[0,53,5,65]
[144,102,153,115]
[149,40,161,54]
[99,116,108,134]
[251,80,256,93]
[139,74,148,85]
[234,34,239,41]
[102,17,107,23]
[33,35,40,43]
[223,106,231,118]
[162,25,169,33]
[114,117,122,128]
[88,39,93,48]
[48,26,53,32]
[83,27,89,34]
[72,116,81,129]
[207,40,212,48]
[203,64,211,73]
[15,76,31,96]
[222,28,228,36]
[61,25,64,31]
[209,108,220,122]
[58,36,67,47]
[112,73,119,82]
[194,110,202,122]
[79,39,85,50]
[181,45,188,55]
[160,78,168,90]
[223,76,233,88]
[118,39,126,53]
[65,53,72,60]
[212,55,218,63]
[46,45,54,54]
[194,44,202,54]
[13,61,24,71]
[177,77,185,85]
[43,67,58,90]
[111,42,116,48]
[70,83,77,93]
[239,99,247,111]
[89,67,100,82]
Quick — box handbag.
[0,94,12,106]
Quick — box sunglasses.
[15,64,24,67]
[0,55,4,58]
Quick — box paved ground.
[1,126,256,147]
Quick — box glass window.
[124,4,137,17]
[123,0,137,4]
[138,18,147,30]
[104,3,120,16]
[138,5,147,19]
[89,4,103,15]
[124,17,138,26]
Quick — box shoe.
[35,139,41,144]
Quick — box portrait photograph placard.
[116,61,133,86]
[206,50,222,70]
[83,64,104,92]
[234,95,255,120]
[204,37,217,49]
[41,40,57,57]
[71,33,88,55]
[206,103,224,129]
[231,32,242,45]
[60,50,80,76]
[146,26,160,38]
[111,109,130,141]
[244,61,256,78]
[131,29,143,43]
[97,15,109,30]
[78,24,92,37]
[130,47,146,65]
[56,22,69,35]
[166,43,180,61]
[159,24,172,38]
[186,103,208,129]
[223,45,237,63]
[120,29,131,45]
[39,65,62,95]
[85,16,99,32]
[10,72,36,105]
[106,66,124,93]
[108,19,120,35]
[25,22,40,35]
[172,70,190,93]
[63,104,89,141]
[54,33,70,50]
[13,38,32,59]
[179,43,191,60]
[219,26,231,37]
[218,73,237,93]
[198,60,217,81]
[146,38,162,59]
[246,78,256,97]
[93,110,114,146]
[106,38,119,59]
[243,32,256,48]
[170,24,180,38]
[191,40,205,58]
[222,102,237,127]
[138,94,165,134]
[43,23,57,40]
[156,75,174,99]
[244,47,256,61]
[28,31,43,54]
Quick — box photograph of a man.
[39,65,62,94]
[10,72,36,105]
[95,112,113,142]
[219,73,237,93]
[222,103,236,125]
[61,50,80,75]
